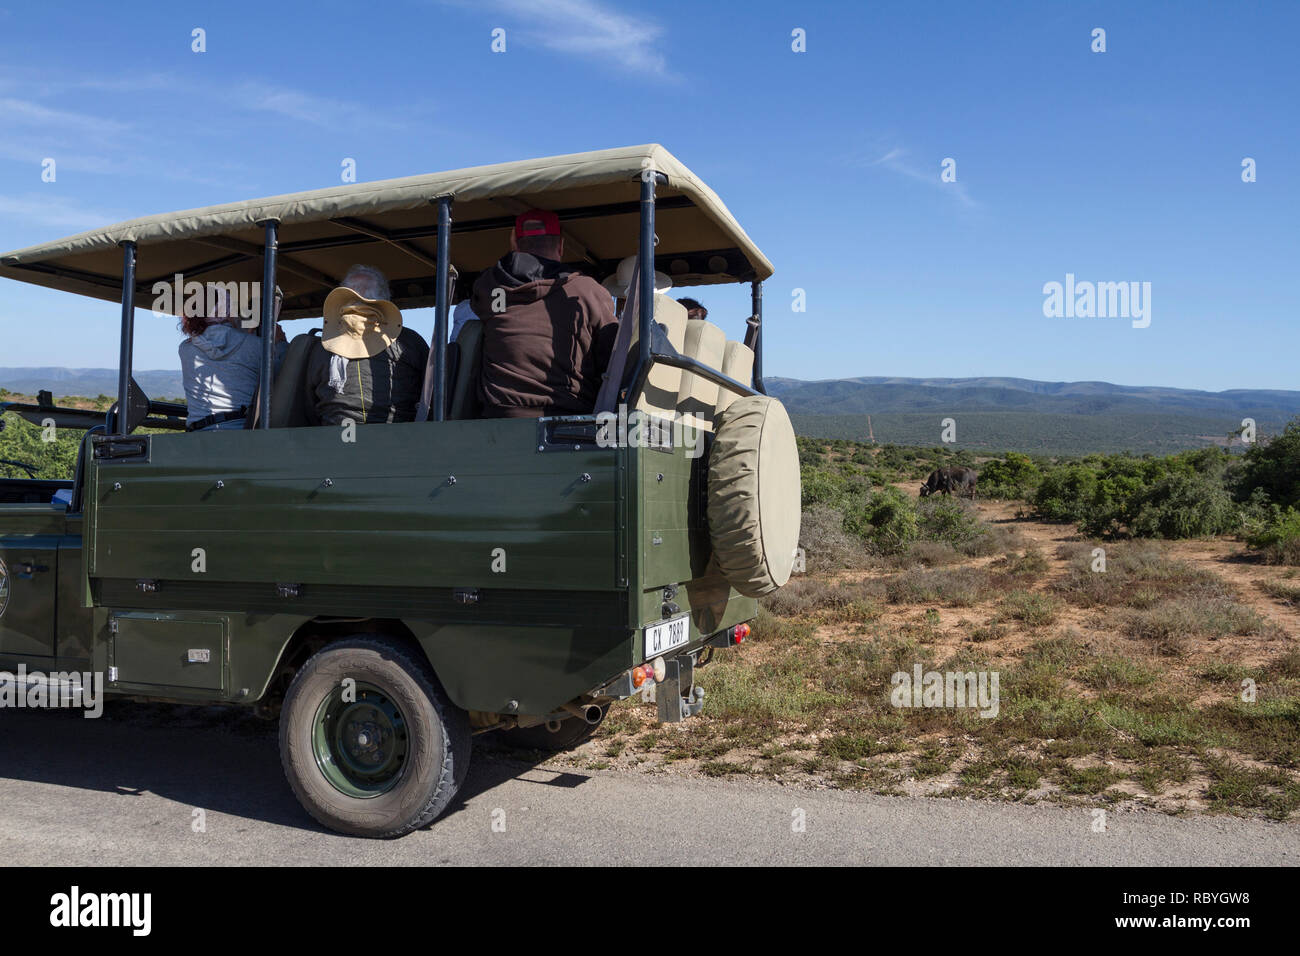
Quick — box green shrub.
[1032,464,1098,523]
[1241,417,1300,510]
[1128,471,1240,539]
[844,486,917,554]
[915,496,988,554]
[1030,448,1249,540]
[977,452,1041,499]
[1246,508,1300,565]
[0,412,80,480]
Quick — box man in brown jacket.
[471,209,618,418]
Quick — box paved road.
[1,704,1295,865]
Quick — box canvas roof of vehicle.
[0,144,773,320]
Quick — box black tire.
[494,708,605,752]
[278,636,471,838]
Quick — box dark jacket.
[470,253,618,418]
[303,327,429,425]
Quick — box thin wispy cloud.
[0,110,241,185]
[0,67,418,134]
[0,93,134,176]
[71,73,176,94]
[0,67,423,191]
[446,0,674,78]
[0,97,129,135]
[0,194,122,230]
[867,146,980,209]
[232,80,412,131]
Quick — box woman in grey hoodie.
[178,287,287,430]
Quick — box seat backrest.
[675,320,726,431]
[715,340,755,415]
[270,330,319,428]
[448,319,483,420]
[630,295,687,417]
[594,293,688,416]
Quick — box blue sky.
[0,0,1296,392]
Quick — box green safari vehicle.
[0,145,801,837]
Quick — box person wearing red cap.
[470,208,618,418]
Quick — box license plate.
[644,616,690,659]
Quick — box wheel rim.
[312,682,409,798]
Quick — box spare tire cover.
[707,395,802,596]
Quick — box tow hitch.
[656,656,705,723]
[591,621,754,724]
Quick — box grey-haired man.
[303,265,429,426]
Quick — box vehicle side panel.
[411,621,633,715]
[631,437,758,645]
[85,420,618,591]
[70,416,755,714]
[0,504,64,668]
[55,515,93,671]
[82,420,633,707]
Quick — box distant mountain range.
[765,376,1300,455]
[765,376,1300,418]
[0,368,184,400]
[2,368,1296,455]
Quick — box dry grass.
[533,509,1300,821]
[1259,576,1300,608]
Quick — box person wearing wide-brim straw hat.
[303,265,429,426]
[321,286,404,359]
[602,254,671,306]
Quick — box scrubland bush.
[0,411,80,479]
[977,452,1041,499]
[1241,418,1300,510]
[915,496,991,555]
[1246,508,1300,565]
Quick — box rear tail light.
[733,622,751,643]
[631,659,668,689]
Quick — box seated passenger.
[676,297,707,321]
[448,299,477,343]
[304,265,429,425]
[470,209,618,418]
[179,286,286,431]
[603,254,671,318]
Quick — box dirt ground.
[525,495,1300,820]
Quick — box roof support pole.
[432,196,453,421]
[258,219,279,429]
[621,172,667,408]
[115,240,137,434]
[637,172,657,387]
[750,280,766,394]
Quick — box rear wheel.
[279,636,470,838]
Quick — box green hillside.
[791,411,1269,457]
[771,375,1300,455]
